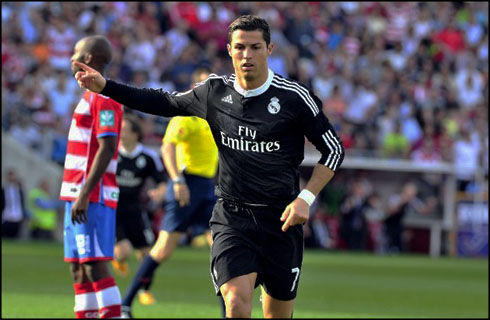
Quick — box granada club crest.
[268,97,281,114]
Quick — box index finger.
[281,212,295,232]
[71,212,79,225]
[74,61,96,73]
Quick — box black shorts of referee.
[210,198,304,301]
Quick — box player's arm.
[161,141,190,207]
[74,61,208,118]
[281,96,345,232]
[71,136,117,224]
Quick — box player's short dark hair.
[123,113,143,142]
[83,35,113,66]
[228,15,271,46]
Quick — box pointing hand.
[74,61,106,93]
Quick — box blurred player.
[74,15,344,318]
[112,113,167,305]
[61,35,123,318]
[119,67,225,318]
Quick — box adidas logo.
[221,94,233,104]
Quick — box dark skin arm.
[71,135,117,224]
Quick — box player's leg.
[134,246,154,305]
[81,202,122,318]
[70,262,99,319]
[219,273,257,317]
[112,210,132,277]
[149,230,182,261]
[64,201,121,318]
[210,199,266,318]
[260,217,304,319]
[120,188,186,310]
[135,246,151,260]
[113,239,132,277]
[122,177,198,314]
[64,201,98,318]
[130,210,159,305]
[192,191,226,318]
[260,287,295,318]
[121,230,183,310]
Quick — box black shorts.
[116,207,155,249]
[210,199,304,301]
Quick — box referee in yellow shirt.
[120,68,225,318]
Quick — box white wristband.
[298,189,316,206]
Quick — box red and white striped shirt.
[60,91,123,209]
[384,2,418,43]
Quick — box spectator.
[123,23,157,73]
[284,2,315,58]
[411,137,442,165]
[50,116,69,166]
[343,77,378,126]
[45,14,77,71]
[384,181,437,254]
[456,72,484,109]
[382,120,410,159]
[453,127,481,191]
[9,112,42,153]
[433,17,466,57]
[0,1,488,209]
[27,178,62,240]
[339,179,371,250]
[2,168,28,239]
[47,71,77,119]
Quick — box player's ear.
[83,52,93,65]
[267,43,274,56]
[227,44,232,57]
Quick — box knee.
[83,262,110,282]
[115,242,132,260]
[223,290,252,317]
[149,246,172,263]
[69,263,84,283]
[83,263,96,281]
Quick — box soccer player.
[119,67,225,318]
[61,35,123,318]
[112,113,167,305]
[74,15,345,318]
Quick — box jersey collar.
[119,143,143,158]
[233,68,274,98]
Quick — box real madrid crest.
[267,97,281,114]
[136,156,146,168]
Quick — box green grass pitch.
[1,240,488,318]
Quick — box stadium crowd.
[2,2,488,253]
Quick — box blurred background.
[1,2,488,258]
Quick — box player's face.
[120,120,137,145]
[70,40,86,76]
[227,30,273,86]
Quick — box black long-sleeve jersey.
[102,69,344,209]
[116,143,165,212]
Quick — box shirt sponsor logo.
[220,125,280,153]
[99,110,115,127]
